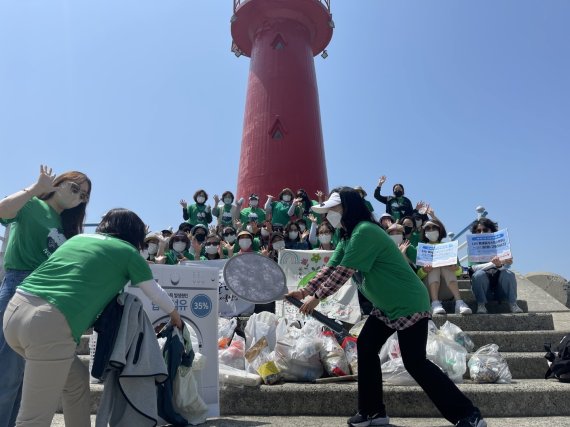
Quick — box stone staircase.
[73,275,570,418]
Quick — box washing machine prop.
[126,264,220,418]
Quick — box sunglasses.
[424,225,439,231]
[223,232,236,237]
[205,242,220,246]
[65,181,89,202]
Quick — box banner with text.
[466,228,512,263]
[277,249,361,324]
[416,241,459,267]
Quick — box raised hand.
[308,214,318,224]
[399,240,410,255]
[301,230,310,241]
[179,199,188,208]
[234,219,242,230]
[378,175,387,186]
[33,165,57,195]
[213,194,220,204]
[315,190,324,202]
[260,246,270,257]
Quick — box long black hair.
[332,186,378,239]
[96,208,147,250]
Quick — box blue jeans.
[0,270,31,427]
[471,268,517,304]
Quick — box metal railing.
[448,206,488,266]
[234,0,331,13]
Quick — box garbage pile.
[217,314,512,387]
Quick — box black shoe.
[455,409,487,427]
[347,412,390,427]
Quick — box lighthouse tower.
[231,0,334,201]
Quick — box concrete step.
[218,379,570,417]
[78,379,570,417]
[430,312,554,331]
[49,415,570,427]
[77,350,549,382]
[440,299,528,313]
[469,330,570,352]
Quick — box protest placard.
[416,241,459,267]
[466,228,512,263]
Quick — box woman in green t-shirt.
[0,164,91,426]
[286,187,485,427]
[3,208,182,427]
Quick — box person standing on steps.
[286,187,486,427]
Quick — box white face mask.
[225,234,236,244]
[318,234,332,244]
[425,230,440,242]
[288,231,299,240]
[224,197,233,205]
[260,228,270,237]
[196,196,206,204]
[205,245,218,255]
[282,195,291,202]
[239,239,252,250]
[173,242,187,253]
[250,200,258,207]
[326,210,342,229]
[272,240,285,251]
[147,242,159,255]
[246,224,254,233]
[390,234,404,245]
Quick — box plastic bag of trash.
[244,336,282,384]
[439,321,475,352]
[274,322,324,381]
[468,344,512,384]
[218,317,237,349]
[219,335,245,370]
[379,332,401,364]
[381,358,417,386]
[426,331,468,383]
[219,363,262,388]
[245,312,278,352]
[320,330,350,377]
[342,336,359,375]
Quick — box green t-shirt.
[239,207,267,226]
[364,199,374,213]
[186,204,212,226]
[270,201,292,226]
[19,234,153,342]
[327,221,430,320]
[0,197,65,270]
[214,204,235,227]
[408,231,421,247]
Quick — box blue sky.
[1,1,569,279]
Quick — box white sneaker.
[477,303,488,314]
[510,303,523,313]
[455,300,472,315]
[431,301,446,315]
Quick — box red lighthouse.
[231,0,334,201]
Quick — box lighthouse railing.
[234,0,331,13]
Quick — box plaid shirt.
[370,308,431,330]
[303,265,355,300]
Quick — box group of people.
[0,168,502,427]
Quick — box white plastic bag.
[379,332,401,364]
[381,358,417,386]
[218,317,237,349]
[320,331,350,377]
[218,335,245,370]
[468,344,512,384]
[426,331,468,383]
[439,321,475,352]
[219,363,262,388]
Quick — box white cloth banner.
[466,228,512,263]
[184,259,254,317]
[277,249,361,324]
[416,241,459,267]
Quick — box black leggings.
[357,316,476,424]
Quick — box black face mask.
[404,226,414,235]
[195,233,206,243]
[394,190,404,197]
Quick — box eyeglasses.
[65,181,89,202]
[205,242,220,246]
[475,228,491,234]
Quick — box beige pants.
[3,292,90,427]
[425,267,458,301]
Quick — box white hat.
[311,192,342,214]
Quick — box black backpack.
[544,335,570,382]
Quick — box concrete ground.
[50,415,570,426]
